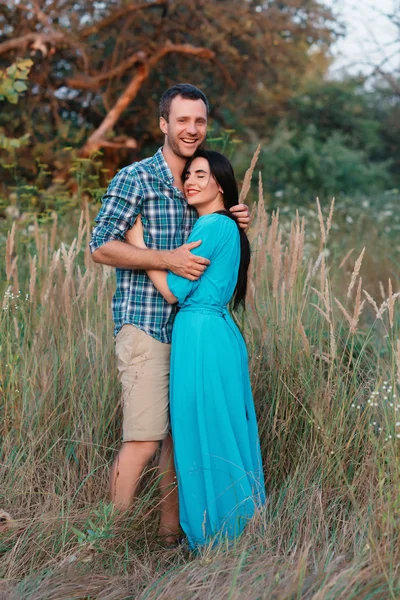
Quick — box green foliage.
[260,125,392,201]
[0,59,32,104]
[0,59,32,152]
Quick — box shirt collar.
[152,147,174,184]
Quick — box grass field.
[1,174,400,599]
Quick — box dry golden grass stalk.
[12,261,19,296]
[316,197,326,245]
[63,275,72,320]
[334,298,352,327]
[84,268,97,304]
[255,178,268,288]
[13,315,19,339]
[324,278,331,316]
[283,247,290,289]
[246,278,257,316]
[298,216,305,266]
[5,222,15,281]
[388,278,394,329]
[326,197,335,236]
[319,254,326,293]
[257,172,268,236]
[350,278,365,334]
[311,252,323,278]
[363,289,379,316]
[267,209,280,255]
[374,293,400,321]
[379,280,386,301]
[339,248,354,270]
[347,247,365,298]
[298,321,311,355]
[311,286,329,314]
[302,259,313,296]
[281,280,286,322]
[376,300,388,320]
[330,323,336,361]
[247,201,258,236]
[239,144,261,204]
[29,254,37,303]
[310,302,331,324]
[41,249,60,305]
[272,230,282,298]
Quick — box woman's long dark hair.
[182,149,250,310]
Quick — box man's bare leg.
[158,433,180,540]
[110,440,159,510]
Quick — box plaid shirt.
[90,148,198,343]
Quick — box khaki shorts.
[115,324,171,441]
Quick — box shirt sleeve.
[89,167,143,253]
[166,214,221,304]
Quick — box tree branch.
[66,50,147,90]
[80,0,168,38]
[0,32,65,55]
[67,43,215,91]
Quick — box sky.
[325,0,399,76]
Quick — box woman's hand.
[125,215,146,249]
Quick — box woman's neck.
[196,197,224,217]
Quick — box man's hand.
[230,203,250,229]
[167,240,210,280]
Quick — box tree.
[0,0,337,179]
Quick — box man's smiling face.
[160,95,207,159]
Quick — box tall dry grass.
[1,180,400,598]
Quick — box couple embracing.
[90,84,265,550]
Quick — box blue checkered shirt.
[90,148,198,343]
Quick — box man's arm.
[92,239,209,280]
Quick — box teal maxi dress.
[166,213,266,549]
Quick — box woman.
[128,150,265,549]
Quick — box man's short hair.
[159,84,209,122]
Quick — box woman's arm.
[125,216,177,304]
[146,270,177,304]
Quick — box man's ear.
[159,117,168,135]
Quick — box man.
[90,84,249,541]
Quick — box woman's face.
[183,157,223,212]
